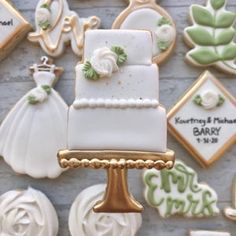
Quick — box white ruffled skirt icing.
[0,89,67,179]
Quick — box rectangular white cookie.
[74,64,159,100]
[190,231,231,236]
[68,106,167,152]
[83,30,153,65]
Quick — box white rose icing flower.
[193,90,225,110]
[0,187,58,236]
[69,184,142,236]
[36,8,51,23]
[27,86,51,105]
[156,25,175,44]
[83,46,127,80]
[90,47,119,78]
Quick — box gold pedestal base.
[58,149,175,213]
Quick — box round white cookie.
[0,187,58,236]
[69,184,142,236]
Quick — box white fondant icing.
[90,47,119,78]
[190,231,231,236]
[120,8,176,57]
[168,75,236,163]
[28,0,100,57]
[0,69,68,179]
[68,106,167,152]
[0,187,58,236]
[84,30,153,65]
[75,64,159,100]
[73,98,159,109]
[69,184,142,236]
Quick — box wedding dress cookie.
[69,184,142,236]
[28,0,101,57]
[0,0,31,61]
[0,187,58,236]
[143,160,219,218]
[112,0,176,64]
[184,0,236,74]
[0,57,67,179]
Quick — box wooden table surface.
[0,0,235,235]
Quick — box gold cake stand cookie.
[58,149,175,213]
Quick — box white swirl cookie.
[28,0,101,57]
[0,187,58,236]
[69,184,142,236]
[112,0,176,64]
[184,0,236,74]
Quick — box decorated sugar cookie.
[69,184,142,236]
[0,57,67,179]
[190,231,231,236]
[0,187,58,236]
[184,0,236,74]
[0,0,31,61]
[28,0,101,57]
[224,177,236,221]
[112,0,176,64]
[143,160,220,218]
[168,71,236,168]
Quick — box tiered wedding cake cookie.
[68,30,167,152]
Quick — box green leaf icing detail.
[193,95,203,106]
[185,0,236,72]
[221,44,236,60]
[158,17,172,26]
[83,61,100,80]
[40,3,51,11]
[83,46,127,80]
[192,6,214,27]
[189,49,219,64]
[187,27,215,46]
[42,85,51,94]
[143,160,219,218]
[157,41,171,51]
[216,28,236,45]
[39,20,51,31]
[28,96,39,105]
[211,0,225,10]
[215,12,236,28]
[111,46,128,66]
[217,95,225,106]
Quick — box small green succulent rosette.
[185,0,236,73]
[156,17,175,51]
[83,46,127,80]
[193,90,225,110]
[27,85,51,105]
[37,3,51,31]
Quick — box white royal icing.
[155,24,175,45]
[36,7,51,25]
[68,30,167,152]
[0,187,58,236]
[69,184,142,236]
[0,68,68,179]
[73,98,159,109]
[90,47,119,78]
